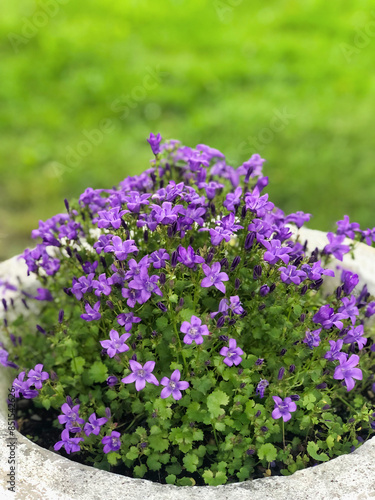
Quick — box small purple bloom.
[107,375,118,386]
[323,232,350,261]
[160,369,189,400]
[285,211,311,229]
[147,132,162,155]
[256,379,269,398]
[262,239,292,266]
[279,265,307,285]
[313,304,345,330]
[54,429,84,454]
[271,396,297,422]
[301,261,335,281]
[96,207,128,230]
[12,372,35,398]
[100,330,131,358]
[343,325,367,350]
[116,312,141,331]
[341,269,359,295]
[121,360,159,391]
[177,245,205,268]
[324,339,344,361]
[150,249,170,269]
[303,328,321,349]
[104,236,138,261]
[219,338,244,366]
[84,412,108,436]
[34,288,53,301]
[336,215,360,239]
[80,301,101,322]
[338,295,359,325]
[92,273,112,297]
[102,430,121,453]
[58,403,85,430]
[27,364,49,389]
[333,354,362,391]
[180,315,209,345]
[128,269,162,304]
[201,262,229,294]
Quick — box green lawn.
[1,0,375,260]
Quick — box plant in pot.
[1,133,375,489]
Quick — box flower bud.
[300,284,308,296]
[253,265,262,280]
[107,376,118,387]
[259,285,270,297]
[231,256,241,271]
[58,309,64,324]
[290,394,300,401]
[278,367,285,380]
[156,302,167,312]
[235,278,241,290]
[244,232,255,250]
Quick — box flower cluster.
[1,133,374,487]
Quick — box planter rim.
[1,228,375,500]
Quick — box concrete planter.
[0,229,375,500]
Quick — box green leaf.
[133,464,147,478]
[202,470,228,486]
[147,454,162,471]
[169,293,178,304]
[71,356,85,375]
[88,361,108,383]
[307,441,329,462]
[165,474,176,484]
[326,435,335,450]
[207,389,229,418]
[106,452,121,465]
[148,435,169,452]
[183,453,199,473]
[126,446,139,460]
[179,308,196,322]
[41,399,51,411]
[258,443,277,462]
[192,376,214,395]
[156,316,169,330]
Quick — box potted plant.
[1,134,374,498]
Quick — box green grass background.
[0,0,375,260]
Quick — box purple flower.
[177,245,205,268]
[58,403,85,430]
[256,379,269,398]
[81,301,101,321]
[124,256,150,280]
[96,207,128,230]
[323,232,350,261]
[285,211,311,229]
[343,325,367,350]
[54,429,84,454]
[160,369,189,400]
[84,412,108,436]
[121,360,159,391]
[219,338,244,366]
[116,312,141,332]
[92,273,112,297]
[324,339,344,361]
[107,375,118,386]
[128,269,162,304]
[104,236,138,261]
[336,215,360,239]
[100,330,131,358]
[150,202,184,225]
[71,274,95,300]
[244,190,274,217]
[303,328,322,349]
[223,186,242,211]
[201,262,229,294]
[279,265,307,285]
[180,315,209,345]
[102,430,121,453]
[0,349,18,369]
[338,295,359,325]
[301,261,335,281]
[262,239,292,266]
[27,364,49,389]
[147,132,162,155]
[150,249,170,269]
[12,372,37,398]
[333,354,362,391]
[365,301,375,318]
[341,269,359,295]
[271,396,297,422]
[238,154,265,179]
[211,296,244,318]
[123,191,152,213]
[121,287,143,308]
[34,288,53,301]
[312,304,345,330]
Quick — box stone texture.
[1,231,375,500]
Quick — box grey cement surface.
[0,229,375,500]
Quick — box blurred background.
[0,0,374,261]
